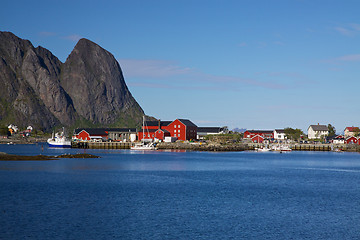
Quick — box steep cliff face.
[61,38,144,125]
[0,31,144,131]
[0,31,61,130]
[21,45,78,126]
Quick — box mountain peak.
[0,31,144,131]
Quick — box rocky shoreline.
[0,152,100,161]
[0,136,49,145]
[156,142,249,151]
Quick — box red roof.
[345,127,359,132]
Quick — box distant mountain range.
[0,31,144,132]
[232,128,246,133]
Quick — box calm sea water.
[0,143,360,239]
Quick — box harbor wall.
[249,143,354,152]
[71,141,359,152]
[72,141,131,149]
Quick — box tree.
[328,124,336,137]
[0,127,9,136]
[284,127,304,141]
[354,128,360,137]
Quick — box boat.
[130,116,156,150]
[333,148,343,153]
[255,146,272,152]
[272,144,292,152]
[47,128,72,148]
[131,141,156,150]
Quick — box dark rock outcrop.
[61,38,143,125]
[0,31,144,131]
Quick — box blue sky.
[2,0,360,132]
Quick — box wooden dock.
[291,144,333,151]
[71,141,354,152]
[249,143,348,152]
[72,141,131,149]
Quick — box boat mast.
[143,115,145,142]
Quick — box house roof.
[345,127,359,132]
[156,129,170,134]
[274,129,285,133]
[145,121,172,127]
[327,135,344,140]
[251,134,265,139]
[144,119,197,127]
[197,127,224,133]
[309,125,328,131]
[346,136,358,140]
[74,128,108,135]
[177,119,197,127]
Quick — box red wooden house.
[139,119,197,141]
[166,119,197,141]
[243,130,274,142]
[345,136,359,144]
[73,128,108,141]
[251,135,265,143]
[138,129,172,141]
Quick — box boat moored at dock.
[47,128,71,148]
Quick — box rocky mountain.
[0,31,144,131]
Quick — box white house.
[332,135,345,144]
[308,124,329,139]
[273,129,286,140]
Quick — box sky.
[1,0,360,133]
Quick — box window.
[174,125,176,128]
[178,125,180,128]
[174,130,177,133]
[174,134,177,137]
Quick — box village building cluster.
[7,125,33,137]
[4,120,359,146]
[243,124,360,145]
[72,119,360,146]
[72,118,228,143]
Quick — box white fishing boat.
[131,116,156,150]
[255,146,272,152]
[131,141,156,150]
[47,128,71,148]
[272,144,292,152]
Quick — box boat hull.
[130,146,155,150]
[47,139,71,148]
[131,142,156,150]
[48,143,71,148]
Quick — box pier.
[70,141,357,152]
[250,143,350,152]
[72,141,131,149]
